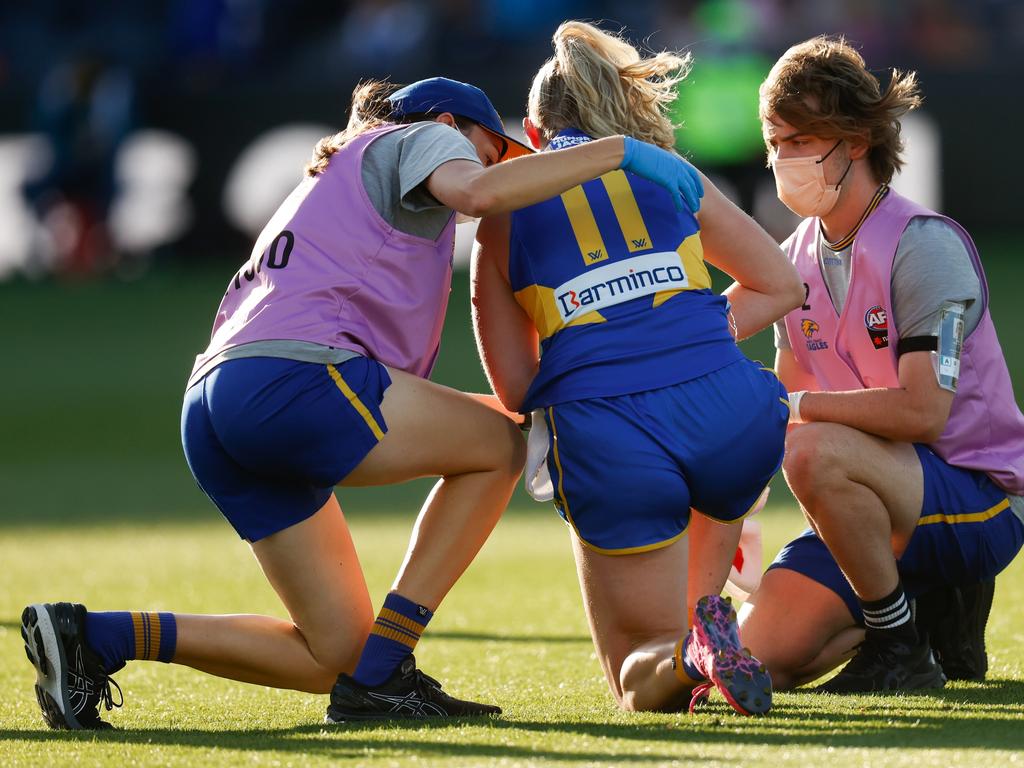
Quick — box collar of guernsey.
[547,127,595,151]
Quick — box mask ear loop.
[818,139,853,188]
[816,139,843,164]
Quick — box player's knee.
[616,635,687,712]
[782,424,844,499]
[493,416,527,478]
[305,619,372,677]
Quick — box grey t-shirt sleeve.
[396,121,481,212]
[891,217,983,339]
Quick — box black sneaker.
[21,603,123,729]
[325,655,501,723]
[914,580,993,681]
[813,635,947,694]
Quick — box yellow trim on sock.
[378,608,426,636]
[370,623,418,649]
[148,612,161,662]
[131,612,145,661]
[673,636,701,686]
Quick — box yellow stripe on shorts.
[326,364,384,440]
[547,406,687,556]
[918,497,1010,526]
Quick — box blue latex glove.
[620,136,704,214]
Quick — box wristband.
[787,390,807,423]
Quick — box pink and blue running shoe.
[685,595,772,716]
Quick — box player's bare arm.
[697,174,804,339]
[471,212,539,412]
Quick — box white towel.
[524,409,554,502]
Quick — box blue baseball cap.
[388,77,533,161]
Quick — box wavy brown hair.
[528,21,691,150]
[759,35,922,183]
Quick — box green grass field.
[1,238,1023,766]
[2,509,1023,767]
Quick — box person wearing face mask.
[737,36,1024,694]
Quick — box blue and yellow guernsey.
[513,129,744,412]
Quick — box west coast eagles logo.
[864,304,889,349]
[801,319,829,351]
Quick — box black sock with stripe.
[860,583,918,647]
[352,592,433,686]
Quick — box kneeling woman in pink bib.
[21,76,708,729]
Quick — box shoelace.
[98,672,124,711]
[848,640,895,670]
[688,681,714,714]
[411,669,444,698]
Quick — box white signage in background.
[0,131,196,279]
[0,112,942,280]
[890,111,941,213]
[109,130,197,254]
[0,136,53,280]
[222,124,334,237]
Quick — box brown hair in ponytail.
[306,79,399,176]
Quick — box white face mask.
[771,140,851,218]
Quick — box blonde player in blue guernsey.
[20,74,710,729]
[474,22,804,715]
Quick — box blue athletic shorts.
[769,443,1024,622]
[543,358,789,554]
[181,356,391,541]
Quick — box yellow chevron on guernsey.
[513,234,711,340]
[654,233,711,307]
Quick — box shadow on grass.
[3,683,1023,760]
[0,721,705,764]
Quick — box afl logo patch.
[864,305,888,349]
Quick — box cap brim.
[481,126,535,161]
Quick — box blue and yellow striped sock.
[352,593,432,686]
[673,630,704,684]
[84,611,177,673]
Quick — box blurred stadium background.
[1,0,1022,520]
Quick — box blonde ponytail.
[306,80,399,176]
[529,21,690,150]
